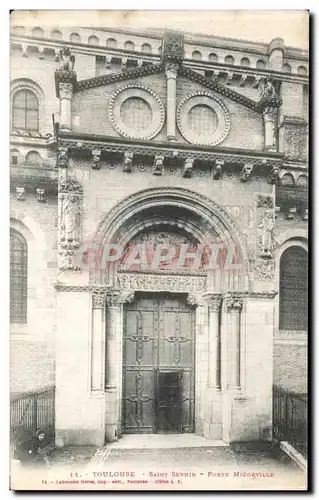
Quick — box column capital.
[105,290,121,308]
[92,291,107,309]
[165,62,179,79]
[59,82,73,100]
[203,293,222,312]
[224,294,243,312]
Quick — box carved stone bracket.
[56,147,69,169]
[182,158,194,178]
[153,155,164,176]
[36,188,46,203]
[211,160,224,180]
[123,152,134,173]
[92,148,102,170]
[224,294,243,312]
[267,164,281,184]
[186,293,200,307]
[118,291,135,304]
[16,187,25,201]
[240,163,254,182]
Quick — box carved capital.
[211,160,224,180]
[262,106,278,122]
[16,187,25,201]
[123,152,134,173]
[153,155,164,176]
[161,30,184,64]
[165,63,179,79]
[92,291,107,309]
[59,176,83,195]
[105,291,121,308]
[36,188,46,203]
[182,158,194,178]
[92,148,102,170]
[224,294,243,312]
[240,162,254,182]
[204,294,222,312]
[255,194,274,209]
[59,82,73,100]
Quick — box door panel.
[122,294,195,434]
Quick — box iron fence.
[10,385,55,450]
[273,384,308,458]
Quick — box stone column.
[91,291,106,391]
[59,82,73,131]
[204,294,222,389]
[105,290,121,442]
[225,294,243,390]
[165,63,178,141]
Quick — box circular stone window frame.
[108,84,165,140]
[177,91,230,146]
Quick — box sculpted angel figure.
[61,195,79,243]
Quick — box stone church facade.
[10,25,308,446]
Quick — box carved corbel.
[92,291,107,309]
[38,46,45,60]
[122,56,128,69]
[186,293,200,307]
[36,188,46,203]
[123,152,134,173]
[92,148,102,170]
[21,44,28,58]
[225,71,234,85]
[16,187,25,201]
[267,164,281,184]
[240,162,254,182]
[182,158,194,178]
[56,146,68,169]
[285,207,297,220]
[54,49,60,62]
[302,208,308,221]
[252,75,262,89]
[239,74,248,87]
[118,291,135,304]
[213,69,220,80]
[211,160,224,180]
[153,155,164,176]
[105,56,112,70]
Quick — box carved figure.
[61,195,79,243]
[183,158,194,178]
[59,47,75,71]
[258,210,274,259]
[259,78,277,99]
[153,156,164,176]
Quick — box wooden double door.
[122,294,195,434]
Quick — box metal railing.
[10,386,55,449]
[273,384,308,458]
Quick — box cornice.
[58,133,284,166]
[76,63,164,92]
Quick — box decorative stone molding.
[92,291,107,309]
[182,158,194,178]
[177,91,230,146]
[36,188,46,203]
[55,284,111,293]
[123,152,133,173]
[254,259,275,281]
[105,291,121,308]
[211,160,223,180]
[108,84,165,140]
[16,187,25,201]
[240,163,254,182]
[161,30,184,64]
[117,273,207,293]
[56,147,69,169]
[92,148,102,170]
[224,294,243,312]
[255,194,274,209]
[153,155,164,176]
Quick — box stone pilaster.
[224,294,243,390]
[91,291,107,391]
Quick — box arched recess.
[274,234,308,333]
[11,78,45,135]
[89,187,250,291]
[10,212,46,331]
